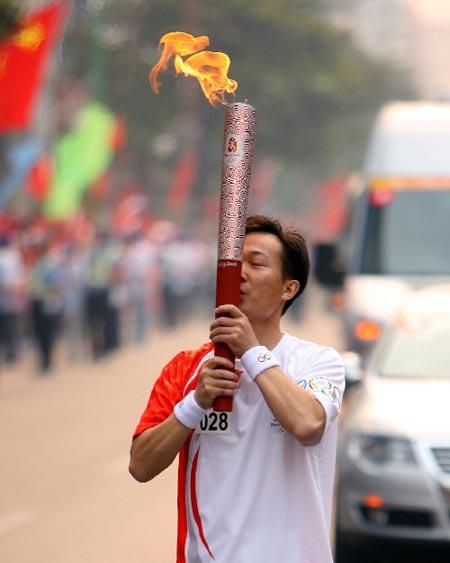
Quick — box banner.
[0,2,69,134]
[165,152,199,214]
[44,102,117,219]
[0,137,42,209]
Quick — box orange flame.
[149,31,238,107]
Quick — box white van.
[315,102,450,354]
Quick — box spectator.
[0,233,26,365]
[85,229,123,358]
[29,242,65,373]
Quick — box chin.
[238,300,250,316]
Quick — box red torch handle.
[213,260,242,411]
[213,343,235,412]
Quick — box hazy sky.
[406,0,450,23]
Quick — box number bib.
[198,411,231,433]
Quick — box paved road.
[0,286,343,563]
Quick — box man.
[85,229,123,358]
[0,233,25,364]
[29,240,65,373]
[130,215,345,563]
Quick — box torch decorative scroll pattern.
[218,103,257,261]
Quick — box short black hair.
[245,214,310,315]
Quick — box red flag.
[90,171,110,200]
[0,2,69,134]
[26,155,54,201]
[166,152,199,213]
[251,158,278,209]
[113,191,148,235]
[109,115,127,151]
[315,174,348,239]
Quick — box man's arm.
[252,366,326,446]
[129,415,191,483]
[256,348,344,446]
[129,356,238,483]
[210,304,328,446]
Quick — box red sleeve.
[132,343,213,439]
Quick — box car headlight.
[352,434,417,466]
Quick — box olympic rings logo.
[257,352,272,363]
[297,377,341,405]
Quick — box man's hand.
[210,304,259,358]
[194,356,239,409]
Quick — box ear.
[282,279,300,302]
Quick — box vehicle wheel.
[334,531,365,563]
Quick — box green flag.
[44,102,116,219]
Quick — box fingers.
[203,360,238,384]
[209,324,233,344]
[206,373,238,390]
[214,304,241,318]
[195,358,239,408]
[209,311,259,358]
[210,306,246,336]
[207,355,235,371]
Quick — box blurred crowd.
[0,224,216,374]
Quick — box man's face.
[239,231,290,323]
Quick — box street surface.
[0,285,343,563]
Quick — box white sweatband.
[240,346,281,381]
[173,390,207,429]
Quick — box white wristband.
[240,346,281,381]
[174,390,207,429]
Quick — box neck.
[252,318,284,350]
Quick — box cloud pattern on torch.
[218,103,257,261]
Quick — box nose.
[241,262,248,281]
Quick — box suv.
[315,102,450,354]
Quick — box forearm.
[255,366,326,446]
[129,414,191,483]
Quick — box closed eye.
[244,249,271,268]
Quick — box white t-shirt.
[134,332,345,563]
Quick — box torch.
[149,32,257,411]
[214,102,257,411]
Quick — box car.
[315,102,450,356]
[335,285,450,562]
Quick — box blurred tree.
[0,0,20,42]
[60,0,416,218]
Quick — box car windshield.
[378,312,450,378]
[360,189,450,275]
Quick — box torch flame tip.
[150,31,238,108]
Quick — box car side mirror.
[313,243,345,288]
[341,351,363,387]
